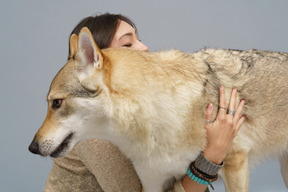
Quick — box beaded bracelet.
[187,163,218,190]
[190,162,218,183]
[186,152,222,190]
[187,167,212,186]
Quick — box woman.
[44,13,245,192]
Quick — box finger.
[228,88,237,110]
[234,99,246,120]
[227,88,237,117]
[234,115,246,135]
[218,86,227,117]
[205,103,213,121]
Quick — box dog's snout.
[28,141,40,155]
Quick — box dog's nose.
[28,141,40,154]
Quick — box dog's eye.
[52,99,63,109]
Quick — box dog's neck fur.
[91,49,209,162]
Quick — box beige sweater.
[44,138,186,192]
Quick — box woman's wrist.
[183,152,221,191]
[203,146,225,165]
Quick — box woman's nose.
[137,41,149,52]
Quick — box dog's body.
[29,27,288,192]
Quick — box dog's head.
[29,27,111,158]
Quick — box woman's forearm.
[182,175,208,192]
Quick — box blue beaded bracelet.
[187,167,213,186]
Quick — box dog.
[29,27,288,192]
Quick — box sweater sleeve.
[44,138,203,192]
[74,139,192,192]
[43,143,102,192]
[169,180,187,192]
[75,139,142,192]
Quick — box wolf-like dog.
[29,27,288,192]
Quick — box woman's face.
[109,20,149,52]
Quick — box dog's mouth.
[50,132,74,158]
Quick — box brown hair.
[68,13,138,58]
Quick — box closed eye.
[123,44,132,47]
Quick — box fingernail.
[220,86,224,90]
[233,88,237,93]
[208,103,213,109]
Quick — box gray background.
[1,0,287,191]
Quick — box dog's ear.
[69,34,78,59]
[76,27,103,91]
[78,27,103,70]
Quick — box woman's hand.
[203,86,246,164]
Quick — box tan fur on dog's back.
[101,49,209,151]
[29,27,288,192]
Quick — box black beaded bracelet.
[187,162,218,190]
[190,162,218,182]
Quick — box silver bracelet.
[194,152,224,176]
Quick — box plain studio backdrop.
[1,1,287,191]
